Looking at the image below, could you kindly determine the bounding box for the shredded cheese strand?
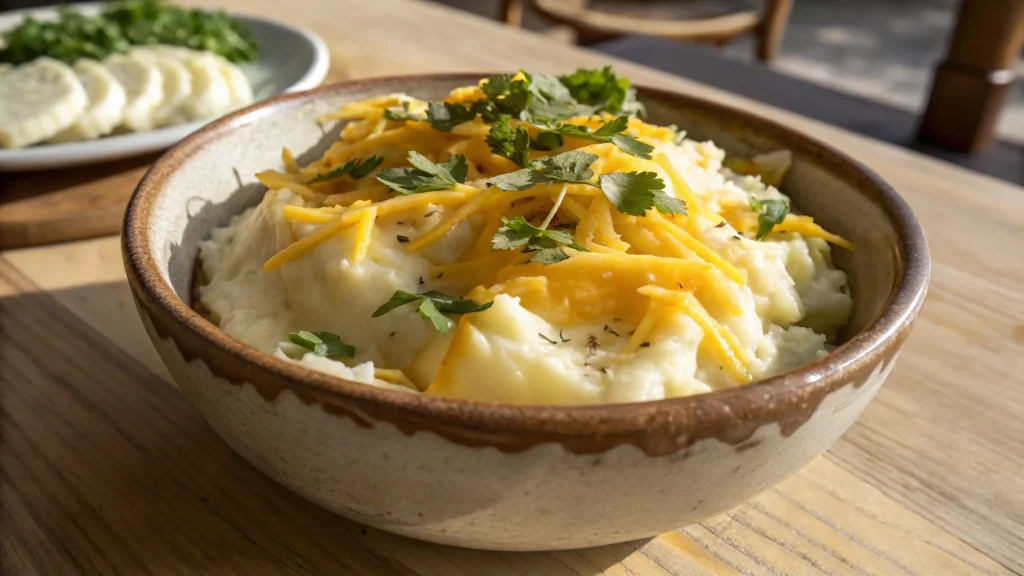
[638,285,753,383]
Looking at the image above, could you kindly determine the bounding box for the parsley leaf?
[529,246,571,264]
[558,66,645,118]
[492,216,587,252]
[288,330,355,358]
[384,101,476,132]
[371,290,492,334]
[530,150,598,183]
[307,156,383,184]
[598,172,685,217]
[748,196,790,240]
[425,101,476,132]
[486,117,532,168]
[531,131,563,151]
[487,150,599,191]
[481,73,532,117]
[521,115,653,159]
[376,152,467,194]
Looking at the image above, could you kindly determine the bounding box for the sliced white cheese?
[105,53,164,131]
[130,48,193,128]
[49,59,126,143]
[0,57,87,149]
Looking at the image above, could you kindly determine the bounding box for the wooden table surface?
[2,1,1022,574]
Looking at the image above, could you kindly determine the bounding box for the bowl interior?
[149,76,899,351]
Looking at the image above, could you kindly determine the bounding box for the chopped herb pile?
[372,290,492,333]
[0,0,259,65]
[288,331,355,358]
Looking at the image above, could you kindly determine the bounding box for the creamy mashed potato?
[198,70,853,405]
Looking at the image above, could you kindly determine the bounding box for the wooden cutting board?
[0,57,350,250]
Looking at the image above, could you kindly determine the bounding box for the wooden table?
[2,0,1022,573]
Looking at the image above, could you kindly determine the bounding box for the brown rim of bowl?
[123,73,930,454]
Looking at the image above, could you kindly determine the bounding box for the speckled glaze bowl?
[122,74,929,551]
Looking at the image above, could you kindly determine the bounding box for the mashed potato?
[198,70,853,405]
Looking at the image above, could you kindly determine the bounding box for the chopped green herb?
[598,172,685,217]
[748,196,790,240]
[558,66,645,118]
[288,330,355,358]
[488,150,599,191]
[1,0,259,65]
[521,115,653,159]
[492,215,587,253]
[531,131,563,151]
[307,156,383,184]
[371,290,492,334]
[385,101,476,132]
[486,117,532,168]
[376,152,468,194]
[538,332,558,344]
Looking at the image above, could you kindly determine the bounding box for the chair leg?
[501,0,524,27]
[756,0,793,63]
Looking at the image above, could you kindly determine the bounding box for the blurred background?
[3,0,1020,181]
[433,0,1024,182]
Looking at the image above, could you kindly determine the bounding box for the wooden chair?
[500,0,794,63]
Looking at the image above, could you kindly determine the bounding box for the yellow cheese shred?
[351,205,377,263]
[406,188,497,251]
[282,147,298,173]
[776,215,855,251]
[653,153,723,229]
[623,299,663,354]
[648,212,745,284]
[638,285,753,383]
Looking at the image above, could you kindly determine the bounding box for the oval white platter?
[0,3,330,172]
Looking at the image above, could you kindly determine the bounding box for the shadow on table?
[0,281,650,575]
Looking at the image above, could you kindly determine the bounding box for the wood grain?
[0,249,1013,576]
[1,0,1023,573]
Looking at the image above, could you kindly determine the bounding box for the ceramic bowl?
[122,73,929,551]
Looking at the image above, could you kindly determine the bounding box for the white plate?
[0,3,330,172]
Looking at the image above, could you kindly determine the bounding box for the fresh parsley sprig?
[748,196,790,240]
[384,101,477,133]
[599,172,687,217]
[371,290,492,333]
[520,115,654,159]
[558,66,645,118]
[492,216,588,264]
[288,331,355,358]
[486,117,532,168]
[307,156,383,184]
[376,151,468,194]
[486,150,686,218]
[488,150,598,191]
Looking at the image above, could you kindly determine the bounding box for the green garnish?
[486,151,685,218]
[538,329,572,344]
[492,216,588,264]
[748,196,790,240]
[376,151,468,194]
[520,115,654,159]
[599,172,686,217]
[486,117,532,168]
[538,333,558,344]
[488,150,598,191]
[558,66,645,118]
[371,290,492,334]
[307,156,383,184]
[0,0,258,65]
[288,331,355,358]
[385,101,477,133]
